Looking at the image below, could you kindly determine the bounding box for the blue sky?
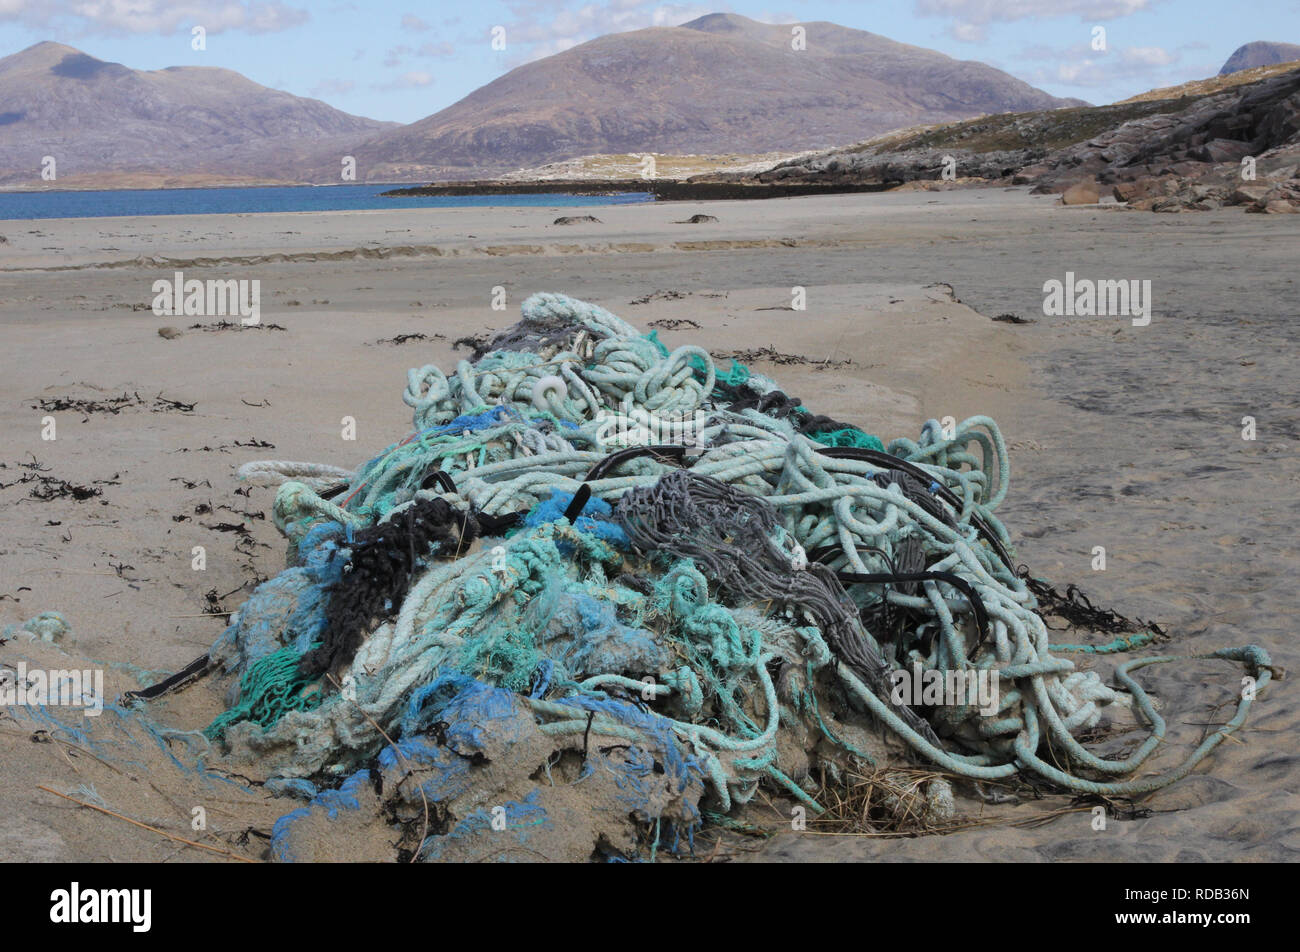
[2,1,1298,123]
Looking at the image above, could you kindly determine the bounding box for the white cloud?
[1016,39,1182,89]
[914,0,1156,26]
[949,21,986,43]
[499,0,720,65]
[916,0,1161,43]
[0,0,308,34]
[755,10,799,25]
[420,41,456,58]
[400,13,430,31]
[1054,59,1101,83]
[1121,45,1174,66]
[310,77,354,97]
[382,40,457,68]
[374,70,433,90]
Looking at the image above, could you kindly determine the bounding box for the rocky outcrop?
[1024,68,1300,192]
[1240,179,1300,212]
[747,146,1046,188]
[1098,167,1300,212]
[727,64,1300,215]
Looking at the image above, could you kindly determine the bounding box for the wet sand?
[1,188,1295,861]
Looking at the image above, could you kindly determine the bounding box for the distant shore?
[382,179,893,201]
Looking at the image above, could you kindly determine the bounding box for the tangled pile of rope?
[191,291,1270,860]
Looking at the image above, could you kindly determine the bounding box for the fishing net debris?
[11,291,1275,862]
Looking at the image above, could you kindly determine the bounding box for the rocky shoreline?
[741,64,1300,214]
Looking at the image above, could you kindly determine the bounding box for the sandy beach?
[1,187,1295,862]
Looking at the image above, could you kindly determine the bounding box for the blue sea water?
[0,183,653,221]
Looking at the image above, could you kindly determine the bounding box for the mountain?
[343,13,1085,181]
[1219,41,1300,75]
[0,42,394,187]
